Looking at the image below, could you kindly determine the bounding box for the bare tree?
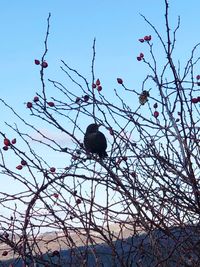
[0,1,200,266]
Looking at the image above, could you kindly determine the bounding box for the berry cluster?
[34,59,48,68]
[26,96,55,109]
[3,138,16,151]
[153,102,159,118]
[137,35,152,61]
[75,95,90,104]
[138,35,152,43]
[92,78,103,92]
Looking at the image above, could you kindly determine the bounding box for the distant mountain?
[1,225,200,266]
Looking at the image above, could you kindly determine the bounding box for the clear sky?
[0,0,200,106]
[0,0,199,141]
[0,0,200,216]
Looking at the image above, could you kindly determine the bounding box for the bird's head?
[86,123,101,134]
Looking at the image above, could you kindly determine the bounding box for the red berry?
[2,251,8,256]
[21,160,27,166]
[191,98,198,104]
[26,102,32,109]
[83,95,89,102]
[144,35,151,41]
[50,167,56,173]
[33,96,39,102]
[53,193,59,198]
[154,111,159,118]
[109,128,114,135]
[197,96,200,102]
[196,75,200,80]
[140,53,144,58]
[92,83,96,89]
[96,79,101,86]
[41,61,48,68]
[11,138,16,144]
[117,78,123,84]
[137,56,142,61]
[153,103,158,109]
[139,38,144,43]
[97,85,102,92]
[76,199,81,205]
[75,97,81,103]
[34,59,40,65]
[3,146,8,151]
[4,138,10,146]
[122,156,128,161]
[47,102,55,107]
[16,165,23,170]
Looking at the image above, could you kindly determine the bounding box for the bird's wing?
[96,131,107,150]
[84,131,107,152]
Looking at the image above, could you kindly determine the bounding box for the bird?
[84,123,108,159]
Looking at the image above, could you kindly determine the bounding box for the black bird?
[84,123,108,158]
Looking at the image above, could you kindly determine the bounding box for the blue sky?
[1,0,200,107]
[0,0,200,213]
[0,0,199,152]
[0,0,199,139]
